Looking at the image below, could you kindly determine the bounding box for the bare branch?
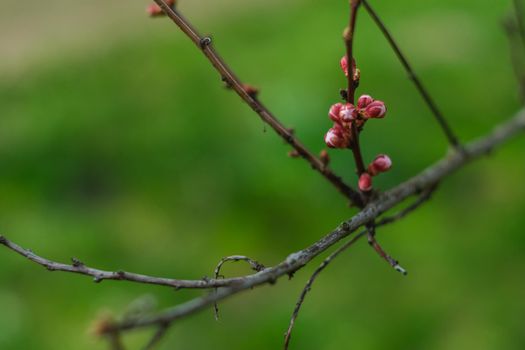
[142,324,170,350]
[96,108,525,334]
[366,223,406,275]
[283,184,436,349]
[504,14,525,103]
[0,237,263,290]
[362,0,461,149]
[514,0,525,49]
[152,0,363,207]
[283,229,367,350]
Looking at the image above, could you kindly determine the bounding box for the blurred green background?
[1,0,524,349]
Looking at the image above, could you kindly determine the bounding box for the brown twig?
[345,0,362,105]
[142,323,170,350]
[344,0,368,177]
[152,0,363,207]
[504,13,525,103]
[106,331,126,350]
[514,0,525,49]
[361,0,461,149]
[366,223,406,275]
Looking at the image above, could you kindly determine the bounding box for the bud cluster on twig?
[325,55,391,193]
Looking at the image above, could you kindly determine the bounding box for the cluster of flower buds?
[358,154,392,192]
[324,55,392,193]
[146,0,176,17]
[324,94,387,149]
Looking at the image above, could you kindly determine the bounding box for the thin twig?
[344,0,368,178]
[283,228,367,350]
[142,323,170,350]
[361,0,461,149]
[106,331,126,350]
[152,0,363,207]
[345,0,362,105]
[213,255,265,320]
[376,184,437,226]
[514,0,525,49]
[283,186,435,349]
[366,223,406,275]
[0,237,262,290]
[504,15,525,103]
[95,108,525,334]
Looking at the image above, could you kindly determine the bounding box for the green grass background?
[1,0,524,349]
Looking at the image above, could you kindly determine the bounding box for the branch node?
[199,36,212,48]
[71,257,84,267]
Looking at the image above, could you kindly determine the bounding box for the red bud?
[368,154,392,176]
[146,4,164,17]
[362,100,387,119]
[340,56,349,77]
[339,103,357,123]
[325,125,350,149]
[358,173,373,192]
[329,103,343,123]
[357,94,374,109]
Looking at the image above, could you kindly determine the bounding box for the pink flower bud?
[147,0,176,17]
[339,103,357,122]
[340,56,349,77]
[340,56,358,79]
[357,94,374,109]
[325,125,350,149]
[368,154,392,176]
[358,173,373,192]
[362,100,387,119]
[328,103,343,123]
[146,4,164,17]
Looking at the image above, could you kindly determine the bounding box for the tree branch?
[96,107,525,334]
[151,0,363,207]
[362,0,461,148]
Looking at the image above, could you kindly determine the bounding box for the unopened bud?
[146,0,176,17]
[329,103,343,123]
[368,154,392,176]
[146,4,164,17]
[357,94,374,109]
[288,150,300,158]
[320,150,330,167]
[242,84,259,98]
[362,100,387,119]
[340,55,349,77]
[358,173,373,192]
[325,125,350,149]
[339,103,357,123]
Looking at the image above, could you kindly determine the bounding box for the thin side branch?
[362,0,461,148]
[514,0,525,49]
[283,186,436,349]
[152,0,363,207]
[213,255,265,320]
[504,13,525,103]
[283,229,367,350]
[142,324,170,350]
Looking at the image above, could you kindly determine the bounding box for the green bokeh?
[1,0,524,349]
